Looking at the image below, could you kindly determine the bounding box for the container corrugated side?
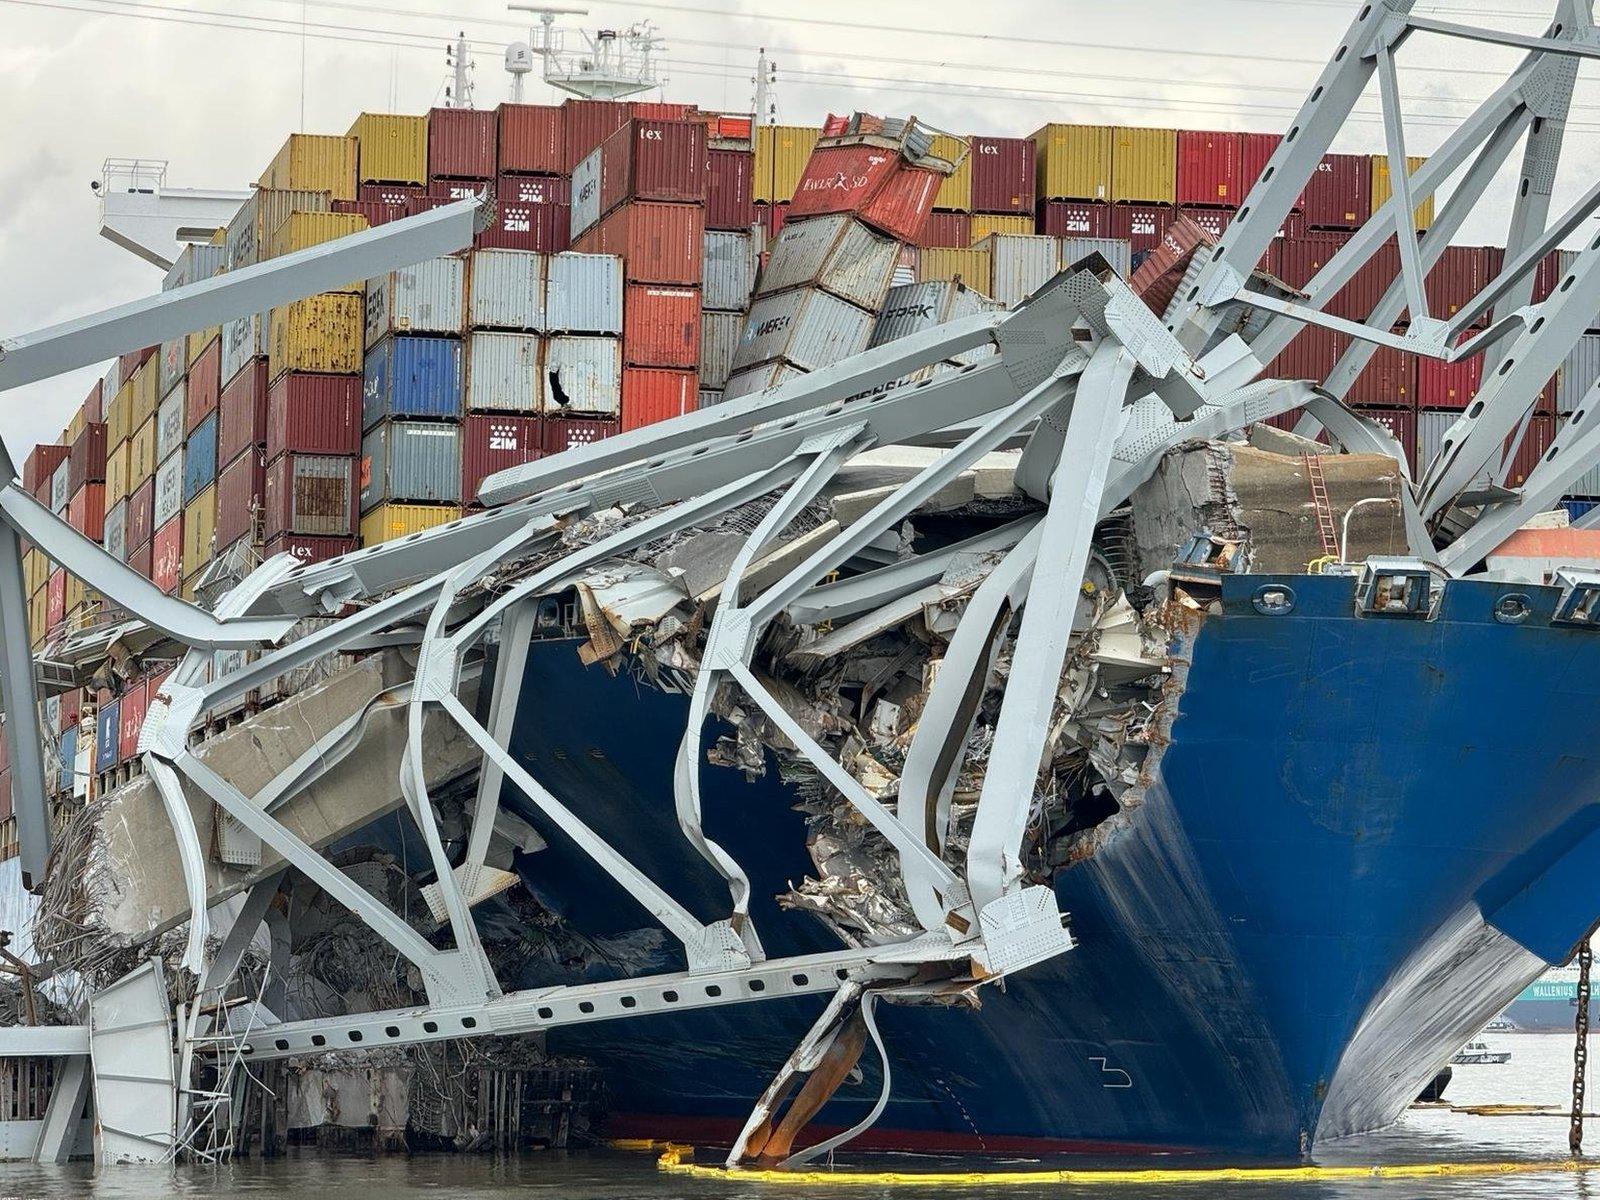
[1061,236,1133,279]
[214,448,266,551]
[572,201,704,285]
[700,311,742,389]
[969,214,1033,244]
[1111,127,1177,204]
[365,256,467,344]
[571,148,603,238]
[427,106,497,180]
[974,233,1059,306]
[623,284,700,369]
[183,413,219,503]
[707,149,756,231]
[219,360,270,465]
[128,418,157,494]
[154,449,184,528]
[755,214,899,311]
[931,134,972,212]
[1416,408,1540,485]
[362,336,464,428]
[731,287,875,375]
[723,362,808,401]
[225,188,333,270]
[156,382,186,463]
[544,336,622,416]
[267,212,370,293]
[360,503,461,546]
[1558,334,1600,415]
[469,249,547,331]
[1302,153,1370,229]
[1370,154,1434,231]
[461,414,542,505]
[221,312,269,386]
[104,499,127,563]
[1175,130,1241,207]
[187,339,222,433]
[755,125,821,204]
[621,367,698,432]
[466,332,543,414]
[361,421,462,511]
[260,133,357,200]
[546,253,623,334]
[159,337,186,397]
[105,442,130,508]
[269,295,364,379]
[703,231,757,312]
[348,113,428,185]
[916,247,992,293]
[264,453,357,539]
[870,280,994,348]
[268,373,362,459]
[1032,123,1112,202]
[497,103,565,175]
[969,136,1034,215]
[595,118,707,219]
[181,484,217,581]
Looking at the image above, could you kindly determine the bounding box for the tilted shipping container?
[731,287,875,376]
[756,213,900,311]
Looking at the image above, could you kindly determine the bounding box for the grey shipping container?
[163,243,226,291]
[51,460,70,515]
[546,252,623,334]
[159,336,186,396]
[366,256,467,345]
[225,187,332,270]
[703,230,757,313]
[156,381,187,462]
[724,361,808,401]
[1557,334,1600,415]
[1061,236,1133,280]
[104,500,128,563]
[700,311,742,390]
[466,332,543,414]
[544,336,622,416]
[732,286,876,376]
[154,449,185,528]
[977,233,1061,306]
[1560,413,1600,496]
[570,148,603,239]
[698,389,723,409]
[871,280,1001,377]
[469,249,547,331]
[222,312,269,386]
[756,214,900,311]
[361,420,462,512]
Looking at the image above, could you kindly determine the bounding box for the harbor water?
[0,1034,1596,1198]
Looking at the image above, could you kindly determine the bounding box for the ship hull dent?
[506,573,1600,1156]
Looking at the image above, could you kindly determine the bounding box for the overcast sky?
[2,0,1592,459]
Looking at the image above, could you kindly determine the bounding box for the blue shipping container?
[58,727,77,792]
[183,412,219,503]
[96,698,121,769]
[362,336,463,430]
[1564,499,1600,522]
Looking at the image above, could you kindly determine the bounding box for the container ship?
[4,0,1600,1168]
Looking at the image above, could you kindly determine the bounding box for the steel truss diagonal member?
[675,427,872,961]
[967,342,1139,913]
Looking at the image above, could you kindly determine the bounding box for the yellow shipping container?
[130,359,159,429]
[266,212,371,293]
[28,588,48,650]
[105,442,130,508]
[129,416,157,487]
[932,134,972,213]
[1371,154,1434,231]
[360,503,461,546]
[269,294,365,379]
[1110,127,1177,204]
[260,133,358,201]
[755,125,821,204]
[106,382,132,448]
[188,327,221,365]
[1033,123,1112,202]
[66,406,89,447]
[182,485,218,581]
[969,214,1033,244]
[23,549,47,598]
[348,113,428,186]
[64,574,100,622]
[916,247,993,292]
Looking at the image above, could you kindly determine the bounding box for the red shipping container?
[461,414,542,504]
[186,338,222,434]
[1177,204,1233,242]
[152,517,182,594]
[543,416,619,455]
[499,103,566,175]
[333,199,411,228]
[1330,236,1401,322]
[128,540,152,581]
[46,569,64,630]
[60,688,81,734]
[1418,353,1483,410]
[859,165,944,243]
[707,149,757,231]
[67,483,105,542]
[68,423,107,491]
[1426,245,1487,324]
[788,142,911,222]
[23,444,70,497]
[264,534,358,567]
[1503,414,1554,486]
[1107,203,1177,255]
[1269,324,1352,383]
[918,211,972,248]
[756,202,789,242]
[360,182,425,209]
[1239,133,1283,203]
[215,448,267,551]
[1350,405,1418,467]
[497,174,570,205]
[263,454,358,541]
[574,202,704,285]
[428,106,497,181]
[1275,233,1351,290]
[1302,153,1370,230]
[81,378,105,423]
[118,679,148,763]
[1534,248,1563,303]
[621,367,698,432]
[969,136,1035,215]
[631,101,694,121]
[596,119,708,220]
[1176,131,1242,207]
[471,196,569,253]
[1347,344,1417,407]
[623,285,701,368]
[267,373,362,461]
[218,359,270,467]
[127,478,155,552]
[563,98,632,171]
[118,345,156,380]
[424,178,492,202]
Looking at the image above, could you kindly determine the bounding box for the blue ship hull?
[491,573,1600,1156]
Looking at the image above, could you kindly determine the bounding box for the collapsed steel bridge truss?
[3,0,1600,1166]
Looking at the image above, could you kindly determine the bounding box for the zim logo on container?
[504,207,532,233]
[488,424,522,452]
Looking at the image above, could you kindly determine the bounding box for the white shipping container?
[544,336,622,416]
[469,249,547,331]
[546,253,623,334]
[703,231,758,313]
[221,312,269,386]
[51,460,70,515]
[163,243,225,291]
[570,148,603,238]
[103,357,124,400]
[154,449,185,527]
[1560,414,1600,497]
[976,233,1060,306]
[724,362,808,401]
[700,311,743,390]
[1417,410,1498,489]
[698,389,723,409]
[1061,236,1133,280]
[466,332,543,414]
[756,214,900,311]
[156,381,187,463]
[1557,334,1600,416]
[159,336,186,396]
[732,287,875,376]
[871,280,1002,376]
[104,500,128,563]
[366,256,467,346]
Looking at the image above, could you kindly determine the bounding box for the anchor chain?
[1573,928,1596,1156]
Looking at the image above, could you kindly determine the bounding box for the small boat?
[1485,1019,1517,1033]
[1451,1042,1512,1065]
